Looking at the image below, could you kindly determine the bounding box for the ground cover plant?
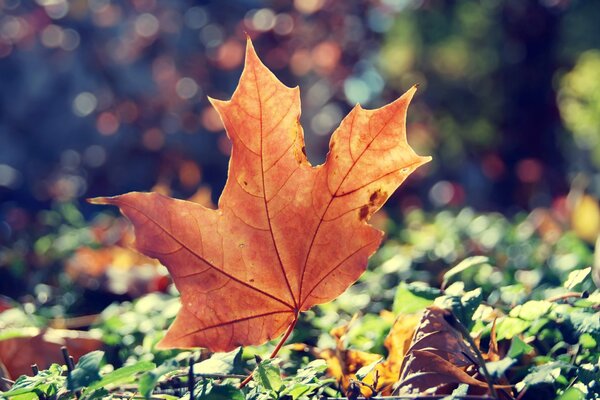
[1,206,598,399]
[2,16,600,400]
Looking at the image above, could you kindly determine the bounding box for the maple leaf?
[91,38,430,352]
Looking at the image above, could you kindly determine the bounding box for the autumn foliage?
[92,38,430,352]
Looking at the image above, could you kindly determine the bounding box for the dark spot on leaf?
[301,146,306,156]
[359,206,369,220]
[243,181,248,186]
[369,189,387,206]
[369,190,380,203]
[249,278,255,283]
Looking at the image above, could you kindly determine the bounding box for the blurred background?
[1,0,600,311]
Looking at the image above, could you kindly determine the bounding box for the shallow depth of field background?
[1,0,600,307]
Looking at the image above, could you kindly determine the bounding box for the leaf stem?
[239,313,299,389]
[444,312,499,400]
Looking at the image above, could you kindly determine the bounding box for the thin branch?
[547,292,584,303]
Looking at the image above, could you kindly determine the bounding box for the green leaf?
[293,359,327,382]
[486,357,516,379]
[344,313,392,354]
[578,332,597,349]
[442,256,489,288]
[1,364,65,399]
[85,388,110,399]
[496,317,531,341]
[568,310,600,340]
[253,359,283,393]
[0,392,40,400]
[67,350,104,391]
[576,362,600,390]
[139,359,180,399]
[564,267,591,290]
[557,387,586,400]
[393,282,439,314]
[85,360,156,392]
[507,336,534,358]
[434,288,482,328]
[355,358,383,381]
[194,347,244,375]
[195,381,245,400]
[516,362,569,392]
[510,300,553,321]
[281,382,314,400]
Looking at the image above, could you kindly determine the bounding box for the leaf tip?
[87,197,110,205]
[244,34,259,63]
[403,85,419,102]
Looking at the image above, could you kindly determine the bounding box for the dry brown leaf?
[317,312,421,397]
[396,307,513,398]
[373,312,421,394]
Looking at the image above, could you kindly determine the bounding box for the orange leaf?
[91,38,430,352]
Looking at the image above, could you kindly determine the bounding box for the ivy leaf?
[67,350,104,391]
[253,359,283,394]
[507,336,534,359]
[354,358,383,381]
[564,267,591,290]
[138,359,180,399]
[0,364,64,399]
[442,256,489,289]
[194,347,244,375]
[195,381,245,400]
[393,282,439,314]
[85,360,156,392]
[516,362,569,392]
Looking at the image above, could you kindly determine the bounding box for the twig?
[31,364,39,375]
[547,292,585,303]
[188,356,195,399]
[61,346,75,371]
[61,346,79,400]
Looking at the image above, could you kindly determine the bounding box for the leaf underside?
[92,38,430,352]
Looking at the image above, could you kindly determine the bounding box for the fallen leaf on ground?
[317,312,421,397]
[395,307,513,398]
[0,328,103,379]
[91,38,430,352]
